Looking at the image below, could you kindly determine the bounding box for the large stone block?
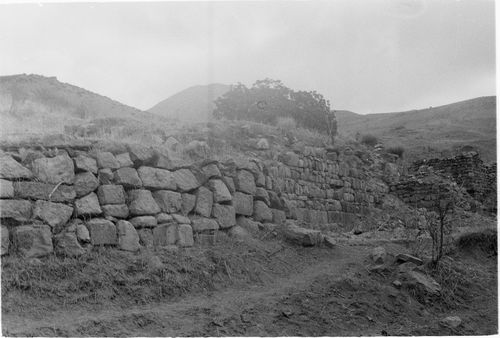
[177,224,194,247]
[0,179,14,198]
[127,189,161,216]
[86,218,117,245]
[98,168,114,185]
[31,153,75,184]
[96,152,120,170]
[212,204,236,229]
[115,152,134,168]
[153,149,191,170]
[201,163,221,179]
[284,223,323,246]
[137,166,176,190]
[97,185,126,205]
[233,192,253,216]
[0,199,32,222]
[172,214,190,224]
[127,144,155,166]
[173,169,200,192]
[137,229,154,248]
[101,204,129,219]
[222,176,235,193]
[1,226,9,255]
[194,186,213,217]
[153,190,182,213]
[254,187,270,205]
[116,220,140,251]
[253,200,273,222]
[114,167,142,188]
[0,154,33,180]
[75,193,102,217]
[234,170,256,195]
[33,200,73,230]
[208,179,232,203]
[74,154,98,174]
[190,217,219,232]
[130,215,158,228]
[282,152,300,167]
[14,181,76,202]
[14,224,53,258]
[271,208,286,225]
[74,171,99,197]
[153,223,177,246]
[54,232,85,257]
[181,193,196,215]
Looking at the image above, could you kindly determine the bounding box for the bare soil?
[1,230,497,336]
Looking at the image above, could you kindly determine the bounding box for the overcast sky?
[0,0,495,114]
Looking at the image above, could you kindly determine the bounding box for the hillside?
[0,74,152,135]
[336,97,497,162]
[148,83,230,121]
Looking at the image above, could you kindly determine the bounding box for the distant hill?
[149,84,230,121]
[336,96,496,162]
[0,74,152,135]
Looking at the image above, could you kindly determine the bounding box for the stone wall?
[0,141,384,258]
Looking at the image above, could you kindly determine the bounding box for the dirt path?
[3,244,371,336]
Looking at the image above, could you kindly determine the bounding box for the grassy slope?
[336,96,496,162]
[148,84,230,122]
[0,74,152,135]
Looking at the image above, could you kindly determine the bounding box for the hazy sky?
[0,0,495,114]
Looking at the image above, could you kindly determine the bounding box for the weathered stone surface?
[173,169,200,192]
[153,149,191,170]
[74,154,98,174]
[282,152,300,167]
[153,223,177,246]
[185,140,209,159]
[191,217,219,232]
[96,152,120,170]
[208,179,232,203]
[54,232,85,257]
[172,214,190,224]
[236,216,260,232]
[233,192,253,216]
[93,140,128,154]
[181,193,196,215]
[115,152,134,168]
[400,269,441,296]
[138,166,176,190]
[256,138,269,150]
[177,224,194,247]
[253,200,273,222]
[74,171,99,197]
[76,223,90,242]
[222,176,235,193]
[212,204,236,229]
[75,193,102,217]
[228,225,251,240]
[156,213,174,223]
[284,223,323,246]
[116,220,140,251]
[271,208,286,225]
[194,186,213,217]
[33,200,73,230]
[153,190,182,213]
[128,189,161,216]
[114,167,142,188]
[129,215,158,228]
[31,153,75,184]
[255,171,266,187]
[0,154,33,180]
[1,226,9,255]
[234,170,256,195]
[97,185,126,205]
[201,163,221,179]
[0,179,14,198]
[396,253,423,266]
[14,224,53,258]
[371,246,387,265]
[101,204,129,219]
[0,199,32,222]
[86,218,117,245]
[138,229,154,248]
[127,144,155,165]
[98,168,114,185]
[323,235,336,248]
[13,181,76,202]
[254,187,270,205]
[440,316,462,329]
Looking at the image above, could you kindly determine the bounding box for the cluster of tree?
[213,79,337,143]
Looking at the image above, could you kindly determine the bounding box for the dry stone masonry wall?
[0,141,385,258]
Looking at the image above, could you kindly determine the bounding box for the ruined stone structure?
[0,140,385,258]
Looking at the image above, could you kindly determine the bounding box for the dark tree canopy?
[213,78,337,138]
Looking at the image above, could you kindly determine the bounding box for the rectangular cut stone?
[177,224,194,247]
[87,219,117,245]
[190,217,219,232]
[13,181,76,202]
[102,204,129,219]
[0,199,32,222]
[233,192,253,216]
[31,154,75,184]
[138,166,176,190]
[153,224,177,246]
[153,190,182,213]
[97,185,126,205]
